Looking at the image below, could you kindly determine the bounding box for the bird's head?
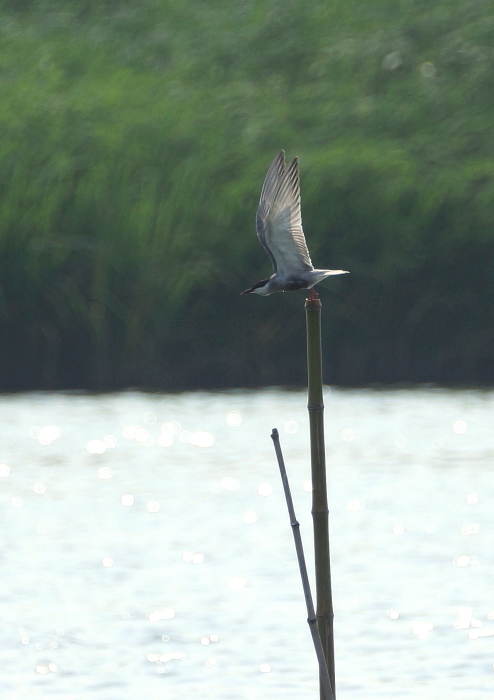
[241,279,271,295]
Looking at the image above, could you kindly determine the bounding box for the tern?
[241,150,349,297]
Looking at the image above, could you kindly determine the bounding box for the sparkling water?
[1,388,494,699]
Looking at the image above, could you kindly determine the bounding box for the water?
[1,388,494,700]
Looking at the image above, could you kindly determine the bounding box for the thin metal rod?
[305,294,335,700]
[270,428,334,700]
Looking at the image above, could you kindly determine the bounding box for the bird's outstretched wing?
[256,150,285,273]
[256,152,313,276]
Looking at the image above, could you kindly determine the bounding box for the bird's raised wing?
[256,150,286,273]
[256,153,313,276]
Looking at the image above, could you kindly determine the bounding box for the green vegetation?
[1,0,494,389]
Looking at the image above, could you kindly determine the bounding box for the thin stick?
[270,428,334,700]
[305,293,335,700]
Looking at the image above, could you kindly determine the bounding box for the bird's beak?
[240,287,253,295]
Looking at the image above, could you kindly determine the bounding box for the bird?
[241,150,349,297]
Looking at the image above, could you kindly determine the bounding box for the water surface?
[1,388,494,699]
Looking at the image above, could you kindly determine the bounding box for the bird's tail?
[313,269,350,279]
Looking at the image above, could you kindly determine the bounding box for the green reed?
[0,0,494,388]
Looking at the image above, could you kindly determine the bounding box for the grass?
[0,0,494,388]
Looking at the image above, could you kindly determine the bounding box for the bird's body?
[241,151,348,296]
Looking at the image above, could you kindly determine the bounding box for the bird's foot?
[307,288,319,301]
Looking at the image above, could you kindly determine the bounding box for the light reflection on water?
[1,389,494,698]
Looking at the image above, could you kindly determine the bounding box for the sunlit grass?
[0,0,494,388]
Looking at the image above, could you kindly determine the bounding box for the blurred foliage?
[0,0,494,389]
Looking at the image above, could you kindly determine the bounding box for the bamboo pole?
[270,428,334,700]
[305,293,335,700]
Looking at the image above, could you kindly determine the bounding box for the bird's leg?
[307,288,319,301]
